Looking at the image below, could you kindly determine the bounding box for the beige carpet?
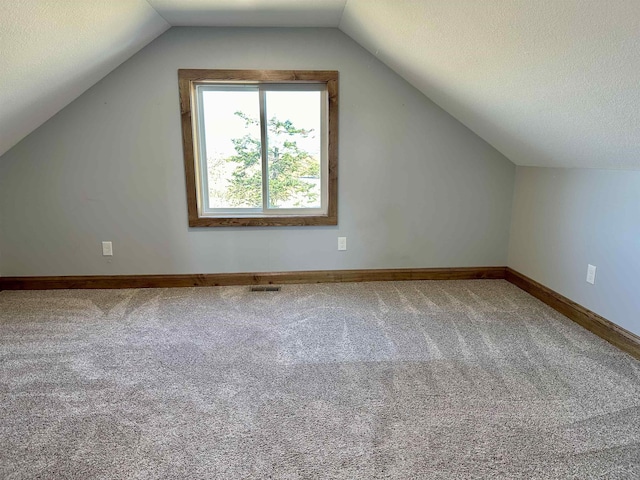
[1,279,639,479]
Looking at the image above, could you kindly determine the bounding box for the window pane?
[201,89,262,209]
[265,91,322,209]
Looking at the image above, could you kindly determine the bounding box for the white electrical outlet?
[102,241,113,257]
[586,264,596,284]
[338,237,347,251]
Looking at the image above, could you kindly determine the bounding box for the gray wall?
[508,167,640,336]
[0,27,515,276]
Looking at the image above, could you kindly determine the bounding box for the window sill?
[188,214,338,227]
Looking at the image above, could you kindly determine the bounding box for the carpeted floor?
[1,279,639,479]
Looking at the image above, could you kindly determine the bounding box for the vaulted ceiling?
[1,0,638,169]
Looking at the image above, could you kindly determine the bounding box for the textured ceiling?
[340,0,640,169]
[148,0,347,27]
[1,0,638,169]
[0,0,169,158]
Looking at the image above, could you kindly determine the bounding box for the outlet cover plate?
[102,241,113,256]
[586,264,596,284]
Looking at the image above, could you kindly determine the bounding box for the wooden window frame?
[178,69,338,227]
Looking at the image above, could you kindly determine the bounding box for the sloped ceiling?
[0,1,169,158]
[339,0,640,169]
[1,0,638,169]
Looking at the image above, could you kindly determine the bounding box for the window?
[178,70,338,227]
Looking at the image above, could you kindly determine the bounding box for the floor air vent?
[250,286,281,292]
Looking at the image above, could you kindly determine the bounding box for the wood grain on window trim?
[178,69,338,227]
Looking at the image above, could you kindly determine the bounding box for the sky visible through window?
[202,89,321,209]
